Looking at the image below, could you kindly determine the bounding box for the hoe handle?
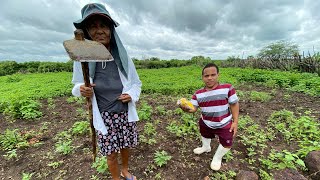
[81,62,97,162]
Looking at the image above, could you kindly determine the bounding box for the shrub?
[4,99,42,119]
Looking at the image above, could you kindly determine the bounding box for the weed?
[92,156,109,174]
[47,97,56,109]
[90,175,100,180]
[67,96,84,104]
[22,172,33,180]
[223,151,234,162]
[6,74,22,83]
[3,149,18,160]
[155,105,166,116]
[55,140,73,155]
[249,91,272,102]
[76,108,87,118]
[155,172,162,180]
[70,121,89,135]
[48,161,63,169]
[40,122,50,132]
[138,102,153,121]
[209,170,236,180]
[144,122,157,136]
[259,169,273,180]
[283,94,291,100]
[139,135,157,145]
[166,114,198,137]
[0,129,27,150]
[154,150,172,167]
[54,130,71,141]
[4,99,42,119]
[260,149,306,170]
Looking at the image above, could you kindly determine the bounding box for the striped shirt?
[191,84,239,129]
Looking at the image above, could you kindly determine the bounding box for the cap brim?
[73,13,119,29]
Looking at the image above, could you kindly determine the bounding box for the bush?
[0,61,20,76]
[4,99,42,119]
[0,61,73,76]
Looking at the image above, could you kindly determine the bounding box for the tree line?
[222,41,320,75]
[0,41,319,76]
[0,57,219,76]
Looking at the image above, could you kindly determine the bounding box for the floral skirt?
[96,111,138,156]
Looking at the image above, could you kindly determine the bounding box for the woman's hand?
[118,93,132,103]
[80,84,96,98]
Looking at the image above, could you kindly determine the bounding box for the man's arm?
[229,102,239,136]
[230,102,239,123]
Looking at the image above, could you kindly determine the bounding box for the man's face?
[86,16,111,46]
[202,66,219,89]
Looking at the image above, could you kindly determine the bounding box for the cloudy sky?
[0,0,319,62]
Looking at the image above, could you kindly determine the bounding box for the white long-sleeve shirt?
[71,59,142,135]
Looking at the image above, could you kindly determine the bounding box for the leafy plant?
[47,97,55,109]
[139,135,157,145]
[92,156,109,174]
[22,172,33,180]
[138,102,153,121]
[143,122,157,136]
[223,151,234,162]
[140,122,158,145]
[70,121,89,135]
[166,114,198,137]
[268,110,320,157]
[90,175,100,180]
[55,140,73,155]
[66,96,84,104]
[155,105,166,116]
[3,149,18,160]
[6,74,22,83]
[154,150,172,167]
[4,99,42,119]
[48,161,63,169]
[259,169,273,180]
[209,170,236,180]
[249,91,272,102]
[54,131,71,141]
[260,149,306,170]
[0,129,27,150]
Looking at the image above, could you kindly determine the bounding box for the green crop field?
[0,65,319,179]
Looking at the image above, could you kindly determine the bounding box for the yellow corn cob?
[177,98,195,110]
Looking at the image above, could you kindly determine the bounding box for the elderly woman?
[71,3,141,180]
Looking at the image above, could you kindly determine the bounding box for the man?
[180,63,239,170]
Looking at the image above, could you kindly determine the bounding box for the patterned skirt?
[96,111,138,156]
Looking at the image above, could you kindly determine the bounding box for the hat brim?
[73,13,119,29]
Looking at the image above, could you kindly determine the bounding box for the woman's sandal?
[120,173,136,180]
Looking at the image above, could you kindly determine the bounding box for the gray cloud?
[0,0,319,62]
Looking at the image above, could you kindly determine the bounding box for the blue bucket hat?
[73,3,119,29]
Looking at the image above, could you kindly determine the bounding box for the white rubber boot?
[210,144,230,170]
[193,136,211,154]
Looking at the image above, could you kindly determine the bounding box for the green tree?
[258,41,299,60]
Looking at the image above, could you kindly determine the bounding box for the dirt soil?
[0,84,319,180]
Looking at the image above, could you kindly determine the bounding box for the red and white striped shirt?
[191,84,239,129]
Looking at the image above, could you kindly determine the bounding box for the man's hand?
[118,93,132,103]
[80,84,96,98]
[179,104,197,113]
[229,122,238,137]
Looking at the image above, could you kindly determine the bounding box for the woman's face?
[86,16,111,46]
